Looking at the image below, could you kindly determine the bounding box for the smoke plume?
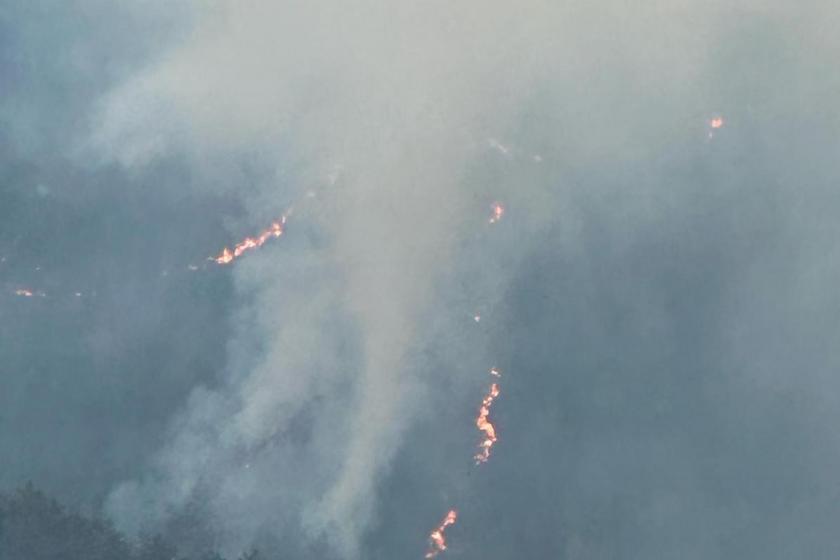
[84,1,840,557]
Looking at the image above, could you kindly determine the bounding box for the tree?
[136,533,179,560]
[0,484,246,560]
[0,482,131,560]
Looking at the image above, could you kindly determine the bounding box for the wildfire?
[212,216,287,265]
[417,199,510,555]
[707,115,725,139]
[489,202,504,224]
[475,382,500,464]
[425,509,458,558]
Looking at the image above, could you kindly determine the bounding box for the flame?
[425,509,458,558]
[489,202,504,224]
[475,382,500,464]
[707,116,725,139]
[212,216,287,265]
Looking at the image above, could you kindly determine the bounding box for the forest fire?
[425,509,458,558]
[474,382,500,464]
[489,202,505,224]
[707,116,725,139]
[212,216,286,265]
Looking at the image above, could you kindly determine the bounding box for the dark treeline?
[0,484,258,560]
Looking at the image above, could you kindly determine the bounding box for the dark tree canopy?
[0,485,260,560]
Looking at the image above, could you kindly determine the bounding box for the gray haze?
[4,1,840,558]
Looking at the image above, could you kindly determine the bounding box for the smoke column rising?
[84,1,832,557]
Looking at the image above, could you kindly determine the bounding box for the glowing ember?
[212,216,286,265]
[707,116,725,139]
[425,509,458,558]
[489,367,501,377]
[489,202,504,224]
[475,382,500,464]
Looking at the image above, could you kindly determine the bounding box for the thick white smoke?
[87,1,787,556]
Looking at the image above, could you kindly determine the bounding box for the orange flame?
[425,509,458,558]
[475,382,500,464]
[489,202,505,224]
[212,216,286,265]
[707,116,725,140]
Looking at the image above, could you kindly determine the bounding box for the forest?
[0,484,258,560]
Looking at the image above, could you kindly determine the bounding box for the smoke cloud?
[43,0,840,558]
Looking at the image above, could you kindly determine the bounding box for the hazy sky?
[4,2,840,558]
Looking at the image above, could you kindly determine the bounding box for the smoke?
[83,0,840,557]
[92,3,546,554]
